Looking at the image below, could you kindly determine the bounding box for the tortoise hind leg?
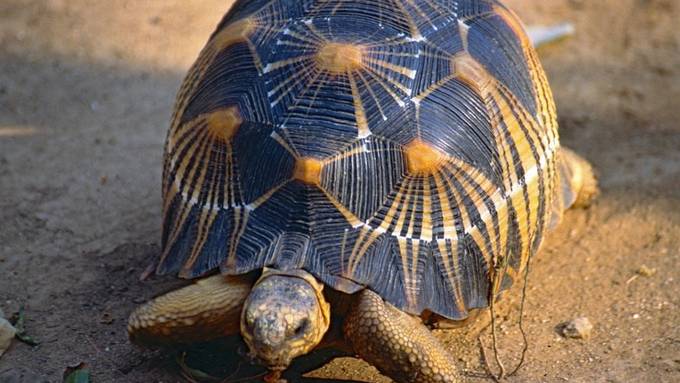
[128,273,253,347]
[559,147,599,210]
[343,290,459,383]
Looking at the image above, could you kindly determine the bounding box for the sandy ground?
[0,0,678,382]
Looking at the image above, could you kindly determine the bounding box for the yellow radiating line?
[436,238,465,311]
[374,176,409,235]
[492,89,537,246]
[365,34,412,49]
[304,19,330,43]
[284,29,324,46]
[277,39,317,49]
[392,0,422,40]
[411,73,457,103]
[248,180,290,210]
[365,50,418,58]
[264,54,316,74]
[362,66,408,106]
[356,69,387,121]
[158,195,194,267]
[458,19,470,52]
[171,128,209,206]
[245,39,264,74]
[166,111,204,164]
[420,176,433,241]
[488,94,518,192]
[348,227,370,275]
[409,240,420,308]
[498,83,548,153]
[279,68,327,127]
[441,162,492,268]
[368,58,417,79]
[304,70,332,116]
[497,85,550,243]
[225,142,240,207]
[391,177,415,235]
[318,188,363,227]
[182,209,218,274]
[397,238,414,308]
[204,138,224,209]
[189,135,213,203]
[348,71,371,138]
[267,62,317,104]
[509,187,529,268]
[226,207,249,268]
[418,0,450,18]
[270,131,299,158]
[404,0,439,31]
[173,51,214,119]
[363,64,411,97]
[405,181,419,239]
[495,197,510,268]
[452,163,499,260]
[340,229,349,275]
[328,145,365,162]
[441,165,470,232]
[349,227,382,276]
[432,170,457,239]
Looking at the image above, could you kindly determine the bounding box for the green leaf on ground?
[9,306,39,346]
[63,362,90,383]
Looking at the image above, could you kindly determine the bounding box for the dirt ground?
[0,1,678,382]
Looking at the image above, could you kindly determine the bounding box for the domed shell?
[154,0,561,320]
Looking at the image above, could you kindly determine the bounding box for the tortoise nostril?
[293,319,309,337]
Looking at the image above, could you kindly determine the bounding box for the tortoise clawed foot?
[344,290,460,383]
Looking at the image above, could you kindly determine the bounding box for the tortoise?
[128,1,598,382]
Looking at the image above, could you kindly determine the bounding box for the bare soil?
[0,1,678,382]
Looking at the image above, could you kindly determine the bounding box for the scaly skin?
[128,274,253,346]
[344,289,460,383]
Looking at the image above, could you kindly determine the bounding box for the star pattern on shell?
[155,0,561,320]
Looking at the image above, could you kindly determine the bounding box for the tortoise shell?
[155,0,560,320]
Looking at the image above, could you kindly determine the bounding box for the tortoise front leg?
[128,274,253,347]
[343,290,459,383]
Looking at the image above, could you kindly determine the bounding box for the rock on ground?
[561,317,593,340]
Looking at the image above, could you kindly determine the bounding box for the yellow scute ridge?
[212,17,257,50]
[452,52,492,95]
[316,42,366,74]
[294,157,324,185]
[206,106,242,142]
[404,140,446,175]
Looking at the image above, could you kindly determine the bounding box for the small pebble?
[636,265,656,277]
[561,317,593,340]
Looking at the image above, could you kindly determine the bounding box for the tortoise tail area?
[549,147,599,228]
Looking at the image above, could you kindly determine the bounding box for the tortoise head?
[240,268,330,371]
